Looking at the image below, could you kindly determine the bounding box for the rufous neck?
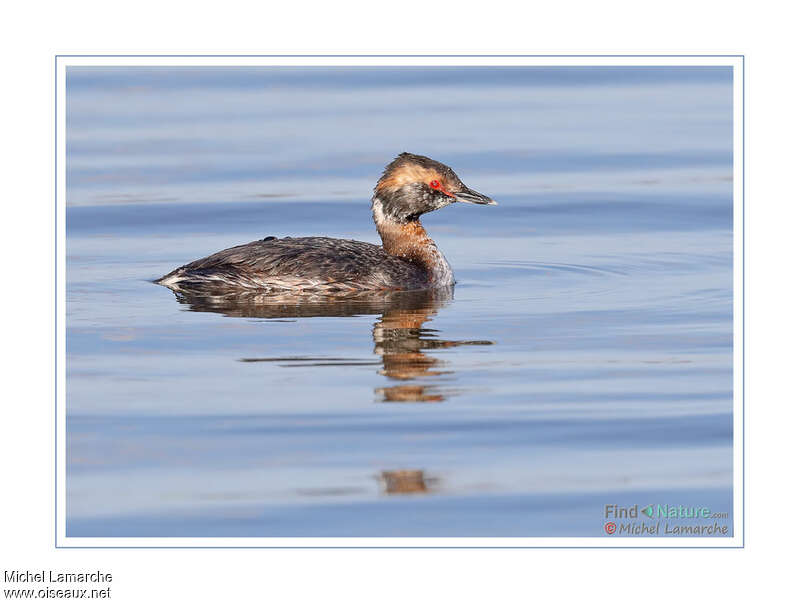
[375,219,429,257]
[374,218,454,286]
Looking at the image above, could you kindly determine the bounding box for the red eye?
[429,180,441,189]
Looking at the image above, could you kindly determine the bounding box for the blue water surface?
[65,66,733,538]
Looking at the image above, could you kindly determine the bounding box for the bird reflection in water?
[170,285,493,403]
[371,294,493,402]
[379,470,439,495]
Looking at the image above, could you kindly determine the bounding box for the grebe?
[156,153,496,293]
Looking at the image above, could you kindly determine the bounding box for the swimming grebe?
[156,153,496,293]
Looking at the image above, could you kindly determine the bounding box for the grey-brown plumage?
[156,153,496,294]
[158,236,429,293]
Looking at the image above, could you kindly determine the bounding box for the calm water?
[65,66,733,537]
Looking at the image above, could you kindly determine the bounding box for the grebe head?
[372,152,496,225]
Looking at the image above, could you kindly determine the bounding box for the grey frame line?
[54,54,745,549]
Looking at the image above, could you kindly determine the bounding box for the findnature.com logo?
[602,504,730,536]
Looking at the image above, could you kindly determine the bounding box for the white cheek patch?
[371,197,388,225]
